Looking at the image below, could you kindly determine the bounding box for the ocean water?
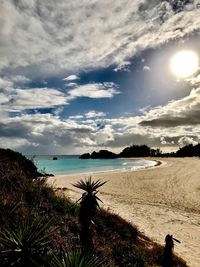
[32,155,156,176]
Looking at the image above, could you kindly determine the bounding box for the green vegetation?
[80,143,200,159]
[176,143,200,157]
[80,150,117,159]
[0,148,188,266]
[0,217,51,266]
[73,178,106,252]
[79,145,162,159]
[50,250,105,267]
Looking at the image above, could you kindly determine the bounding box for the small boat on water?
[53,157,58,160]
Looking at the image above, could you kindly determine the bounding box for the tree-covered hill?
[80,143,200,159]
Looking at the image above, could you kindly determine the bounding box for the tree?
[119,145,151,157]
[73,177,106,252]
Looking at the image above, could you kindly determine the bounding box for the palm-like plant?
[50,250,105,267]
[0,216,51,267]
[73,177,106,252]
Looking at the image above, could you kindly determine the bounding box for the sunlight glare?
[170,50,199,78]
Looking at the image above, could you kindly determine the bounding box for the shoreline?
[47,158,163,177]
[48,157,200,267]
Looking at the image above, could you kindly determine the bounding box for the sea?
[31,155,157,176]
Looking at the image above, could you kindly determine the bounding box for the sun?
[170,50,199,78]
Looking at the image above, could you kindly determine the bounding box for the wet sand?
[48,157,200,267]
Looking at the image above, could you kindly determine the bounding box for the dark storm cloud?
[140,114,200,127]
[0,121,31,138]
[140,87,200,127]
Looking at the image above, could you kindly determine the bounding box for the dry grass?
[0,148,188,266]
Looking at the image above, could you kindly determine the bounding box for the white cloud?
[0,112,97,154]
[0,92,9,104]
[187,74,200,86]
[85,110,106,118]
[1,69,200,153]
[90,124,115,146]
[68,83,119,99]
[113,61,131,72]
[64,82,78,87]
[8,75,30,84]
[0,137,30,150]
[0,77,13,89]
[62,75,80,81]
[0,77,119,112]
[69,110,106,120]
[1,0,200,155]
[1,104,200,154]
[69,115,84,120]
[0,78,62,111]
[178,136,199,147]
[6,88,70,111]
[0,1,199,77]
[160,136,167,145]
[143,66,151,72]
[53,106,64,116]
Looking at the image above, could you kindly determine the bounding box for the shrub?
[0,216,51,267]
[112,244,145,267]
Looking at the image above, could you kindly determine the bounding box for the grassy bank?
[0,149,187,266]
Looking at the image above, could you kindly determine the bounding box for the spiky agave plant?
[73,177,106,252]
[50,250,105,267]
[0,216,51,267]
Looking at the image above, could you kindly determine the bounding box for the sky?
[0,0,200,154]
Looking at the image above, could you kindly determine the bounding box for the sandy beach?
[48,157,200,267]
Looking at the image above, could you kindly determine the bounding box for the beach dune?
[48,157,200,267]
